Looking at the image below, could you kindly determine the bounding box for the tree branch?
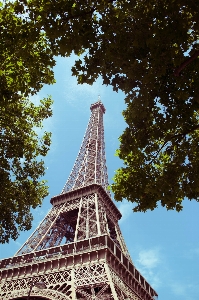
[170,124,199,140]
[149,124,199,164]
[174,49,199,76]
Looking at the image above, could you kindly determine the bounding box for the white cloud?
[135,248,162,290]
[137,248,160,269]
[118,200,134,223]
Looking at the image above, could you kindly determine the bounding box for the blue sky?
[1,56,199,300]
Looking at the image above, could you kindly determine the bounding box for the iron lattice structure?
[0,101,158,300]
[62,101,110,197]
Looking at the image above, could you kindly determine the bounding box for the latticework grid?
[0,100,158,300]
[61,101,110,197]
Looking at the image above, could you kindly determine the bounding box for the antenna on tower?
[98,94,101,101]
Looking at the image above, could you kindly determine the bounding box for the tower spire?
[62,99,110,197]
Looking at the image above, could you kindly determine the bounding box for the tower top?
[61,100,110,196]
[90,100,105,113]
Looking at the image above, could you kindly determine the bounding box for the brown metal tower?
[0,100,158,300]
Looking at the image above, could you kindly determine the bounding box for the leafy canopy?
[1,0,199,244]
[0,0,55,243]
[26,0,198,212]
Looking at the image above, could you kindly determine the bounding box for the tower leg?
[104,263,119,300]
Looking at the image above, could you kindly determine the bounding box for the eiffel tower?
[0,100,158,300]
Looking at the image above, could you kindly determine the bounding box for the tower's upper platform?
[90,100,105,113]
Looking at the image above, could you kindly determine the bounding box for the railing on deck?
[0,235,157,298]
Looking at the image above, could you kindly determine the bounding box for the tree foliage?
[0,1,55,243]
[1,0,199,243]
[77,0,199,212]
[26,0,198,212]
